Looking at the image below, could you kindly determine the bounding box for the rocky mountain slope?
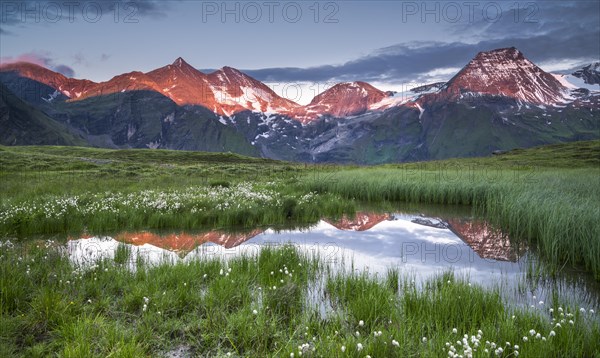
[1,47,598,163]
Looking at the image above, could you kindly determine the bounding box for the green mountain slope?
[0,83,86,146]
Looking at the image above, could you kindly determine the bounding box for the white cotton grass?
[0,183,297,226]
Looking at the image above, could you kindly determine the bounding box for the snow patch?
[415,103,425,119]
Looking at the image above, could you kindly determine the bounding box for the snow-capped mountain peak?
[172,57,187,67]
[436,47,569,104]
[298,81,389,120]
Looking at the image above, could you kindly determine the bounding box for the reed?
[1,242,598,357]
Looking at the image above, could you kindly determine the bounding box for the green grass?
[301,141,600,279]
[1,242,598,357]
[1,140,599,281]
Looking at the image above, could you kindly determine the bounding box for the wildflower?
[549,331,556,337]
[568,320,574,325]
[392,340,400,347]
[522,337,528,342]
[203,274,207,278]
[359,320,364,327]
[357,343,363,351]
[555,323,562,328]
[252,309,258,315]
[290,353,294,358]
[529,329,536,336]
[220,269,224,275]
[549,308,554,313]
[452,328,458,334]
[542,337,546,341]
[341,346,346,352]
[539,301,544,305]
[422,337,427,343]
[355,331,360,337]
[535,333,541,339]
[514,351,519,356]
[580,308,586,313]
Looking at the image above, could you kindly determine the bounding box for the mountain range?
[1,47,598,164]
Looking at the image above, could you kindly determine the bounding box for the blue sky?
[1,0,598,103]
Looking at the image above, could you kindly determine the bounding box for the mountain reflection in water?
[66,211,600,309]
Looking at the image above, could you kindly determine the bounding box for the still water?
[67,210,600,310]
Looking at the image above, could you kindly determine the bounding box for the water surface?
[67,210,600,310]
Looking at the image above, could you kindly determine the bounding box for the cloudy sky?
[1,0,598,104]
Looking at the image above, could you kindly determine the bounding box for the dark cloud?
[0,0,175,32]
[53,64,75,77]
[238,32,598,85]
[0,52,76,77]
[236,1,599,85]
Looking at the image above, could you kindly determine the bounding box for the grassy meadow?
[1,141,599,277]
[1,141,599,356]
[1,242,598,357]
